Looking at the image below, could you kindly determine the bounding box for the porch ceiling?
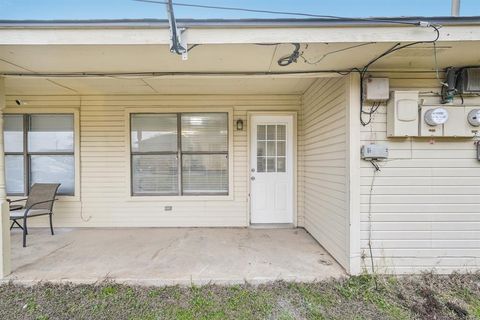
[1,41,480,95]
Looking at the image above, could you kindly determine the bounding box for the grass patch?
[0,273,479,319]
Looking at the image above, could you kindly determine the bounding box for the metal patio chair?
[9,183,61,247]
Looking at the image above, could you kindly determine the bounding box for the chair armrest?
[8,198,28,203]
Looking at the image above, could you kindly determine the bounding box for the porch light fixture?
[236,119,244,131]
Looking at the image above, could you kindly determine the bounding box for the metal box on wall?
[419,106,476,137]
[387,91,419,137]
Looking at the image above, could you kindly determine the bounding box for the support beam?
[0,77,10,278]
[345,73,361,275]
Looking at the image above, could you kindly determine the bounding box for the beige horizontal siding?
[301,77,349,269]
[360,73,480,273]
[5,94,301,228]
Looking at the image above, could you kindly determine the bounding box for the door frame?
[247,111,298,227]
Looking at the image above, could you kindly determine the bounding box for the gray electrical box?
[387,91,419,137]
[361,144,389,160]
[364,78,390,101]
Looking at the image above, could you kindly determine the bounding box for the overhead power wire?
[301,42,376,65]
[133,0,427,26]
[350,24,441,126]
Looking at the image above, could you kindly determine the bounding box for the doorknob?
[250,176,255,181]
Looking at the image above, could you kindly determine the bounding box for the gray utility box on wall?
[387,91,419,137]
[361,144,389,160]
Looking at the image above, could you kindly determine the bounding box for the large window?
[3,114,75,196]
[130,113,229,196]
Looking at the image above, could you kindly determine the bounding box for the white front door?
[250,115,294,224]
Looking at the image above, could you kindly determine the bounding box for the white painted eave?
[1,22,480,45]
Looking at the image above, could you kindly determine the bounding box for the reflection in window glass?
[182,154,228,194]
[28,115,74,152]
[182,113,228,152]
[30,155,75,195]
[132,155,178,194]
[4,115,23,153]
[5,155,24,194]
[131,114,177,152]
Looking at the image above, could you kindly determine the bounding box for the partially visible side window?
[3,114,75,196]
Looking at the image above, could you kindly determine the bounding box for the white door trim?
[247,111,297,227]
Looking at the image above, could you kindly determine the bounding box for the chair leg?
[49,214,54,236]
[10,220,24,230]
[22,218,27,247]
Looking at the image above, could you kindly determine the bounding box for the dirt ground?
[1,273,479,319]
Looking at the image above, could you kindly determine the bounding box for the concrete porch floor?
[6,228,345,285]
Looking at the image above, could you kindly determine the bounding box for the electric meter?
[424,108,449,126]
[467,109,480,127]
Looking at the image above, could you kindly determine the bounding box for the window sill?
[127,195,234,202]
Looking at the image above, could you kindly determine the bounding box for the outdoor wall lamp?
[236,119,244,131]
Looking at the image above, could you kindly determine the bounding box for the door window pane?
[266,141,276,156]
[181,113,228,152]
[266,125,276,140]
[4,115,23,153]
[182,154,228,194]
[132,155,178,195]
[256,124,287,173]
[277,157,286,172]
[267,157,276,172]
[257,157,266,173]
[28,115,74,152]
[131,114,177,152]
[277,125,286,140]
[277,141,286,157]
[5,155,24,194]
[257,125,266,140]
[257,141,266,156]
[30,155,75,195]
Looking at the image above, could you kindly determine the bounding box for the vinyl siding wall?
[301,77,350,269]
[359,72,480,273]
[5,94,302,228]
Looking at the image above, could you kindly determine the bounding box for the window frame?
[127,108,233,200]
[4,109,80,199]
